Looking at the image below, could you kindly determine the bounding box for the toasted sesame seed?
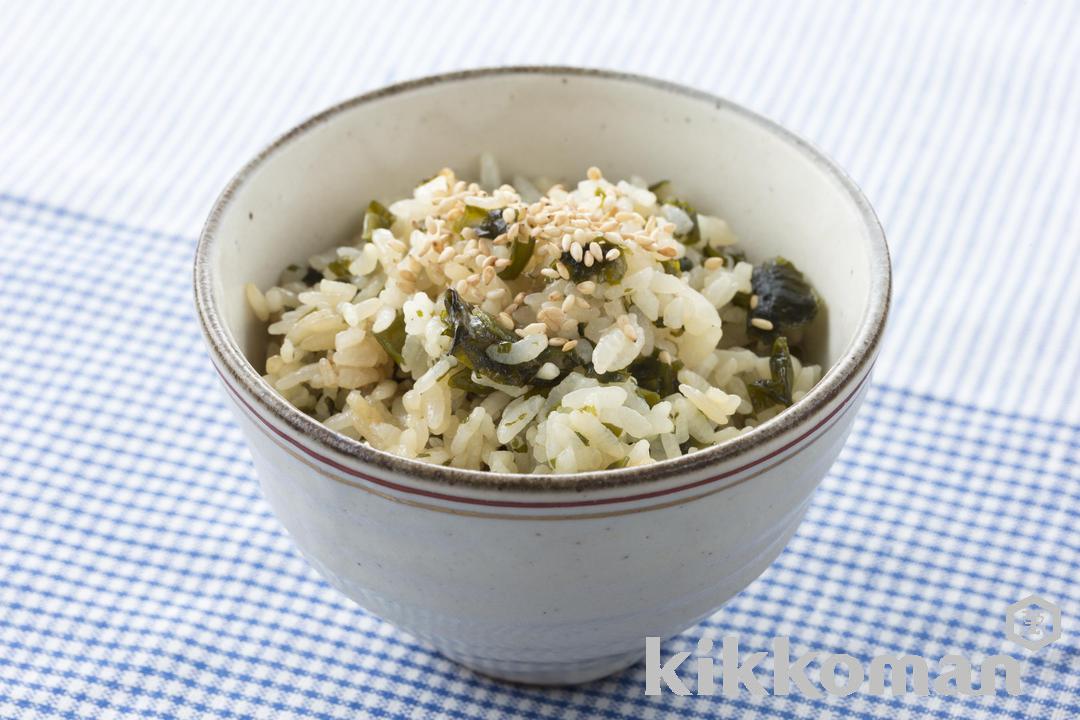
[658,350,673,364]
[481,266,496,284]
[561,339,579,352]
[540,267,560,279]
[750,317,774,331]
[605,247,621,261]
[750,294,759,310]
[570,243,583,262]
[577,281,596,295]
[502,207,516,224]
[494,257,511,269]
[548,337,567,346]
[704,257,724,270]
[556,261,570,280]
[561,234,572,252]
[561,296,575,313]
[589,241,603,261]
[497,312,514,330]
[547,291,563,302]
[657,246,678,258]
[584,252,595,267]
[587,166,602,181]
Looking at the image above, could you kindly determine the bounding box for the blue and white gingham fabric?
[1,2,1077,717]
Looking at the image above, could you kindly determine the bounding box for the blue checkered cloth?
[1,2,1077,717]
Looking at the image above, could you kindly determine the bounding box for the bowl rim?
[194,65,891,495]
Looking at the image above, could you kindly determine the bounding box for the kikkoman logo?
[645,594,1061,698]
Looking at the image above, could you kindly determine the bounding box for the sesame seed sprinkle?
[750,317,774,331]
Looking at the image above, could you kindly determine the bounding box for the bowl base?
[443,649,643,686]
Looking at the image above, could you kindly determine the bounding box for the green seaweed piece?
[447,366,493,396]
[497,236,536,280]
[747,336,795,413]
[703,246,747,266]
[747,257,818,345]
[731,291,752,309]
[374,311,407,366]
[636,388,663,407]
[560,239,627,284]
[361,200,394,242]
[628,350,683,398]
[456,205,509,239]
[665,199,701,245]
[648,180,700,244]
[326,258,352,278]
[443,289,573,387]
[660,257,694,277]
[648,180,675,203]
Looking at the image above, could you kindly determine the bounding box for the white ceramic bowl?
[194,67,890,685]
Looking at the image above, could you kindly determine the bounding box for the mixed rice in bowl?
[245,158,822,474]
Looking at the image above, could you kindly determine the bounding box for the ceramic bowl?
[194,67,890,685]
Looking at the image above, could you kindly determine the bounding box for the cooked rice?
[248,157,822,474]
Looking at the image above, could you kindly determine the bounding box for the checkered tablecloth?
[1,2,1077,718]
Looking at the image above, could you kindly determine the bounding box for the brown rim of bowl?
[193,65,891,495]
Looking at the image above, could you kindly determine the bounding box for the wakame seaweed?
[456,205,509,239]
[374,311,407,365]
[747,257,818,345]
[647,181,701,245]
[497,236,535,280]
[444,289,573,386]
[560,240,627,284]
[660,257,694,276]
[628,350,683,398]
[361,200,394,241]
[326,257,353,278]
[747,336,795,413]
[447,366,493,396]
